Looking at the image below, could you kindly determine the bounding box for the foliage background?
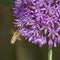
[0,0,60,60]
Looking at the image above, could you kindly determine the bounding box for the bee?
[11,30,21,44]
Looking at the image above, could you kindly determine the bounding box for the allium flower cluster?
[13,0,60,47]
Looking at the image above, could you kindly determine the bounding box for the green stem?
[48,47,52,60]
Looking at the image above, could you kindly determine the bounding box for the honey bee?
[11,30,21,44]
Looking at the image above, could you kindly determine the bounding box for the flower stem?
[48,47,52,60]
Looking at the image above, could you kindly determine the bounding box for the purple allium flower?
[13,0,60,47]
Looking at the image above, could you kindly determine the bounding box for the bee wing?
[17,37,21,40]
[9,28,15,34]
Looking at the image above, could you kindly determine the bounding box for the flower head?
[13,0,60,47]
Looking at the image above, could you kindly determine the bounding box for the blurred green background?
[0,0,60,60]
